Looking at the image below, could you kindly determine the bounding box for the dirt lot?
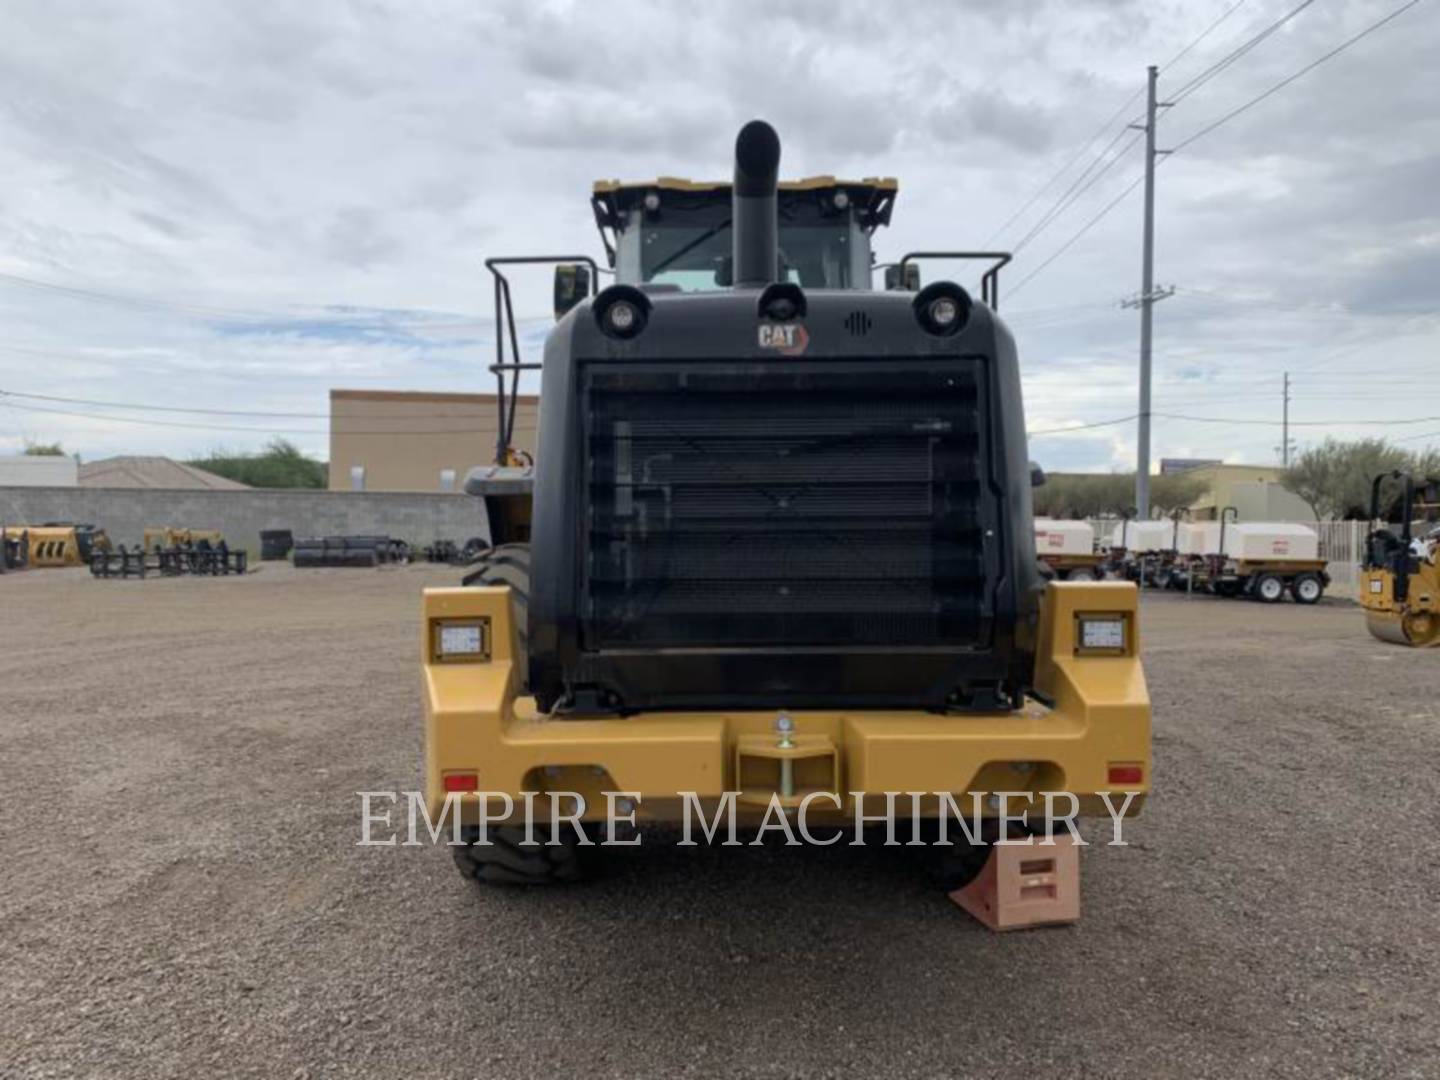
[2,565,1438,1078]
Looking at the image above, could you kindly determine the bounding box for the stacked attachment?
[292,535,411,568]
[90,541,248,579]
[421,537,488,565]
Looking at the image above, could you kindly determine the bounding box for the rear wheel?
[452,824,588,886]
[462,543,530,681]
[1254,573,1285,603]
[1290,573,1323,604]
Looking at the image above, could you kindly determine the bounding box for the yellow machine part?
[421,581,1152,824]
[2,526,83,568]
[143,527,224,550]
[1361,565,1440,647]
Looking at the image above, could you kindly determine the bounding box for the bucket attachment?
[950,834,1081,931]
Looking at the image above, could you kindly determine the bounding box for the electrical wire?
[1166,0,1317,105]
[1169,0,1426,153]
[0,398,524,438]
[983,0,1249,249]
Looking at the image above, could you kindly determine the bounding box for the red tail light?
[1108,764,1143,785]
[442,772,479,793]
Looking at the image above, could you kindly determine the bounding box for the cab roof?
[591,175,898,246]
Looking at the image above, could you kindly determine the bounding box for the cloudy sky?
[0,0,1436,471]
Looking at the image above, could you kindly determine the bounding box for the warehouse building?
[328,389,539,493]
[1181,463,1315,521]
[0,454,78,487]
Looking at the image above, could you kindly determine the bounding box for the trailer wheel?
[1065,567,1097,582]
[1290,573,1323,604]
[452,824,588,886]
[1254,573,1285,603]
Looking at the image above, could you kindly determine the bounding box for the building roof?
[330,389,539,405]
[78,456,249,490]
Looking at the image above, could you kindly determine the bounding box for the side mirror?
[553,263,591,320]
[1030,462,1047,488]
[884,263,921,291]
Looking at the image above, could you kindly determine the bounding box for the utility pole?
[1282,371,1291,467]
[1136,65,1159,519]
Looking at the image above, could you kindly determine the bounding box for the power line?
[1012,130,1144,255]
[0,388,327,419]
[0,270,495,331]
[1166,0,1317,105]
[1158,410,1440,427]
[1028,415,1140,436]
[0,397,515,437]
[1007,1,1421,297]
[983,0,1250,249]
[1169,0,1426,153]
[1008,173,1146,296]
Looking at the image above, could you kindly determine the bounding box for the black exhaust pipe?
[733,120,780,289]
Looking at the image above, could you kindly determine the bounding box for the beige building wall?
[1186,464,1314,521]
[328,389,539,493]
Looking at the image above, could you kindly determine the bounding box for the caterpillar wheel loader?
[1361,471,1440,646]
[422,121,1151,888]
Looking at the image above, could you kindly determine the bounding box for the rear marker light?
[1108,764,1143,785]
[443,772,480,793]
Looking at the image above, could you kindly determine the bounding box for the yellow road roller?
[422,121,1151,888]
[1361,471,1440,646]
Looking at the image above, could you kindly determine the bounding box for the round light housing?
[643,191,661,212]
[912,281,972,337]
[928,296,960,328]
[592,285,651,340]
[607,300,638,333]
[833,190,850,210]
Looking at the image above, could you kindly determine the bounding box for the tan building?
[1184,464,1314,521]
[328,389,539,493]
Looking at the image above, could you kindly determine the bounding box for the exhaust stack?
[732,120,780,289]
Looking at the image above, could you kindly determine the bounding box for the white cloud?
[1,0,1437,466]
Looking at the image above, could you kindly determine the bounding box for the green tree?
[1281,437,1416,519]
[189,439,327,489]
[1033,471,1205,519]
[23,440,66,456]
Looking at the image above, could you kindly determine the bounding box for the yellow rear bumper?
[422,582,1151,823]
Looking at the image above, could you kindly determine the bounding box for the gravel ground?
[2,565,1438,1079]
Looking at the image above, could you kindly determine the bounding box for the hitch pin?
[776,711,796,799]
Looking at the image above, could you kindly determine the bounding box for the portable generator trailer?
[424,121,1151,898]
[1033,518,1105,581]
[1361,471,1440,646]
[1179,507,1328,603]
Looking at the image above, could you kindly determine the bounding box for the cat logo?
[757,322,809,355]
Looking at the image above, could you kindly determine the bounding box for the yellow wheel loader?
[422,121,1151,889]
[1361,471,1440,646]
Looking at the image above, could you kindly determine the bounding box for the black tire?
[1253,573,1285,604]
[930,818,1027,891]
[1290,572,1323,605]
[463,544,530,680]
[451,824,587,886]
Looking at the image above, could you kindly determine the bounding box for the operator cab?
[590,177,897,292]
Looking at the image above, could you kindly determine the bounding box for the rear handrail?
[485,256,602,465]
[897,251,1012,310]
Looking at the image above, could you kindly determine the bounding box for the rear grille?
[582,361,990,649]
